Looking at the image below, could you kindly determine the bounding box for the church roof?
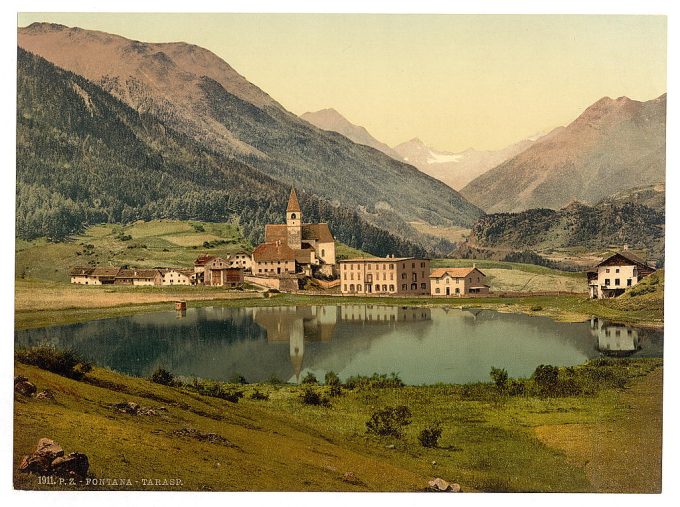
[287,188,301,213]
[253,242,314,264]
[264,223,334,243]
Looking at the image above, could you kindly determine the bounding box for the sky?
[16,13,667,152]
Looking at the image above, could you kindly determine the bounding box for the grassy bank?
[14,357,662,492]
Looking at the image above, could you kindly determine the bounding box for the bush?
[188,379,243,403]
[325,371,340,386]
[418,423,443,448]
[249,389,269,401]
[530,305,543,311]
[267,375,283,385]
[533,364,560,395]
[301,387,330,407]
[15,345,92,380]
[490,367,508,392]
[228,373,248,385]
[366,406,412,438]
[345,372,404,390]
[150,366,175,386]
[508,379,527,396]
[301,372,318,385]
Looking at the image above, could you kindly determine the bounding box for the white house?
[587,250,656,299]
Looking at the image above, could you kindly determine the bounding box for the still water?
[14,305,663,385]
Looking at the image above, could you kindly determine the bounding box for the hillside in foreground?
[14,356,662,492]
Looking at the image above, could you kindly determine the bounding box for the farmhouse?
[227,251,252,271]
[254,188,336,277]
[429,267,489,296]
[159,268,194,286]
[115,269,162,286]
[338,256,431,295]
[587,250,656,299]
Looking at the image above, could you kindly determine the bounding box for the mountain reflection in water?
[14,306,662,385]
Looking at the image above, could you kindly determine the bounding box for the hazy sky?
[17,13,667,152]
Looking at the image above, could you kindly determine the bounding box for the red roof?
[194,254,216,266]
[253,242,313,264]
[287,188,301,213]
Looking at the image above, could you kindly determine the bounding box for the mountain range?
[460,94,666,213]
[391,137,543,190]
[18,23,482,250]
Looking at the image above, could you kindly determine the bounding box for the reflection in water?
[14,306,662,385]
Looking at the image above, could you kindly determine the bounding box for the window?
[421,283,426,289]
[402,284,407,291]
[606,268,610,273]
[435,288,440,294]
[456,278,459,284]
[382,284,387,291]
[614,279,620,286]
[321,249,325,257]
[604,278,610,286]
[350,273,354,280]
[343,273,347,280]
[455,288,460,294]
[358,285,362,292]
[390,264,394,269]
[389,284,394,291]
[615,268,620,273]
[291,213,296,219]
[412,273,417,281]
[627,279,632,286]
[349,284,354,292]
[390,273,393,280]
[402,273,406,279]
[411,283,417,290]
[412,262,415,268]
[375,285,380,292]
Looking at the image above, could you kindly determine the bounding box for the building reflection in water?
[251,305,431,382]
[590,317,641,356]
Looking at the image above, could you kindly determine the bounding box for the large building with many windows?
[338,256,430,295]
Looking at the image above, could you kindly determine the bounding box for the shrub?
[189,379,243,402]
[15,345,92,380]
[301,372,318,385]
[324,370,340,386]
[150,366,175,386]
[508,379,526,396]
[301,387,330,407]
[418,423,443,448]
[345,372,404,390]
[490,367,508,392]
[328,384,343,397]
[533,364,560,394]
[228,373,248,385]
[267,375,283,385]
[366,406,412,438]
[249,389,269,401]
[530,305,543,311]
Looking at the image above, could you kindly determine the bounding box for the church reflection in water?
[251,305,431,382]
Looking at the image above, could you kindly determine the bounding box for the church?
[252,188,337,278]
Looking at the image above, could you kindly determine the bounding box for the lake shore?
[15,278,663,330]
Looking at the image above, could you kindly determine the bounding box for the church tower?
[286,188,302,250]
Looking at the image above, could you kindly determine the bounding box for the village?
[70,188,656,300]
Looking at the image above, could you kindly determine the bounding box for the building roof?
[287,188,301,213]
[194,254,216,266]
[253,241,313,264]
[429,267,486,279]
[339,257,414,263]
[596,251,656,271]
[264,223,335,243]
[91,267,121,277]
[116,269,159,279]
[70,267,95,276]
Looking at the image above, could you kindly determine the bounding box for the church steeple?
[286,188,302,249]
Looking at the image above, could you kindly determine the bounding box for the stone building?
[253,188,336,277]
[338,256,431,295]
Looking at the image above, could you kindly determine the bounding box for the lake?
[14,305,663,385]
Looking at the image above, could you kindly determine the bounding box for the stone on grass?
[428,477,461,492]
[14,376,37,397]
[36,390,55,400]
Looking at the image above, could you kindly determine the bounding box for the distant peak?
[21,22,68,33]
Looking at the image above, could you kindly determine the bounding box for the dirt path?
[534,367,663,493]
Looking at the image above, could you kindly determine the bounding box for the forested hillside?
[16,48,433,258]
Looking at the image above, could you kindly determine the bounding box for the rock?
[138,406,158,416]
[18,438,65,475]
[431,460,437,466]
[15,379,37,397]
[428,477,461,492]
[36,390,55,400]
[113,401,140,415]
[385,444,395,449]
[51,452,89,479]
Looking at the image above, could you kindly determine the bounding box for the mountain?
[300,109,402,160]
[15,47,437,259]
[597,183,665,213]
[392,136,541,190]
[460,95,666,212]
[18,23,483,243]
[460,198,665,261]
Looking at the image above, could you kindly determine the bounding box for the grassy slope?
[14,359,662,492]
